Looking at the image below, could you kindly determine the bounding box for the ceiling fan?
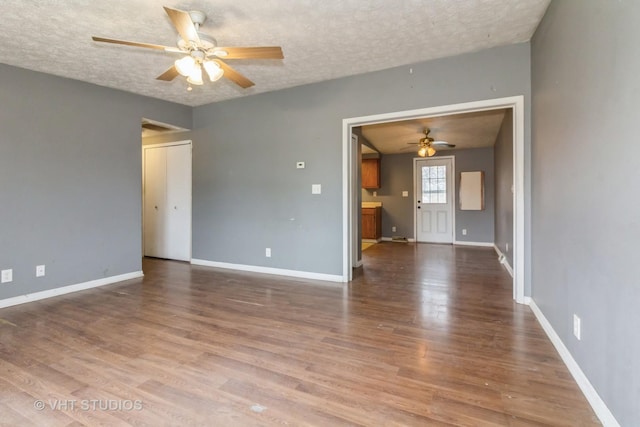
[92,6,283,90]
[408,128,455,157]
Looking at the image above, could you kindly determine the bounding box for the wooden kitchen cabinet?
[362,207,382,240]
[362,158,380,189]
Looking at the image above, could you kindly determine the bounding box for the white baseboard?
[191,259,344,283]
[528,299,620,427]
[381,237,416,242]
[0,271,144,309]
[453,240,495,247]
[494,245,514,277]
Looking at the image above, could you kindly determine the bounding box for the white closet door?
[143,143,191,261]
[144,147,167,258]
[165,144,191,261]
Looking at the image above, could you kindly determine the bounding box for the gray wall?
[192,43,531,276]
[362,148,495,243]
[531,1,639,425]
[0,64,191,301]
[494,109,514,266]
[453,148,495,243]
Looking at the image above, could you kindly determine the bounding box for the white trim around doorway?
[342,96,526,304]
[142,140,193,262]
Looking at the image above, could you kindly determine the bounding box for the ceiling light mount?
[188,10,207,28]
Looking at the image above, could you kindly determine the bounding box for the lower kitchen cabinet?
[362,207,382,240]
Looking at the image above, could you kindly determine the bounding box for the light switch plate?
[312,184,321,194]
[1,269,12,283]
[402,191,409,197]
[36,265,45,277]
[573,314,581,340]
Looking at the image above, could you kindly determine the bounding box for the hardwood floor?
[0,243,599,426]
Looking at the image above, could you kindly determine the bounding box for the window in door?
[421,165,447,204]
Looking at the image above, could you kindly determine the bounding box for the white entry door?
[143,142,192,261]
[415,157,454,243]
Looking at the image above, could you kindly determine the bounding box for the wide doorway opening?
[343,96,525,303]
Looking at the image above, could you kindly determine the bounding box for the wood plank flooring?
[0,243,599,426]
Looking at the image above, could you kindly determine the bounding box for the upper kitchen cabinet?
[362,158,380,189]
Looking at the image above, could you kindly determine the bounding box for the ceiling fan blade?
[92,36,181,52]
[210,46,284,59]
[164,6,201,44]
[156,65,180,81]
[213,60,255,88]
[432,141,456,147]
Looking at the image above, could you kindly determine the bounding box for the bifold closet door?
[143,144,191,261]
[164,144,191,261]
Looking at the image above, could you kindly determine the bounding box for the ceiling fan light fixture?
[186,64,204,85]
[203,60,224,81]
[427,146,436,157]
[92,6,282,90]
[418,146,428,157]
[175,55,196,77]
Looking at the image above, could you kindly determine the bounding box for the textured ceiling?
[361,109,508,155]
[0,1,549,107]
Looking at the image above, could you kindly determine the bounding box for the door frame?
[342,96,526,304]
[413,156,455,244]
[350,133,363,268]
[142,140,193,260]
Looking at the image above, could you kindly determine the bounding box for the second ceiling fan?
[409,128,455,157]
[92,6,284,89]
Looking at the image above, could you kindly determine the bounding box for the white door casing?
[415,157,454,243]
[351,134,362,269]
[143,141,192,261]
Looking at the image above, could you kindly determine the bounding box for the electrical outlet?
[462,229,467,236]
[36,265,45,277]
[373,191,377,197]
[573,314,581,340]
[265,248,271,258]
[311,184,321,194]
[1,269,13,283]
[392,226,397,232]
